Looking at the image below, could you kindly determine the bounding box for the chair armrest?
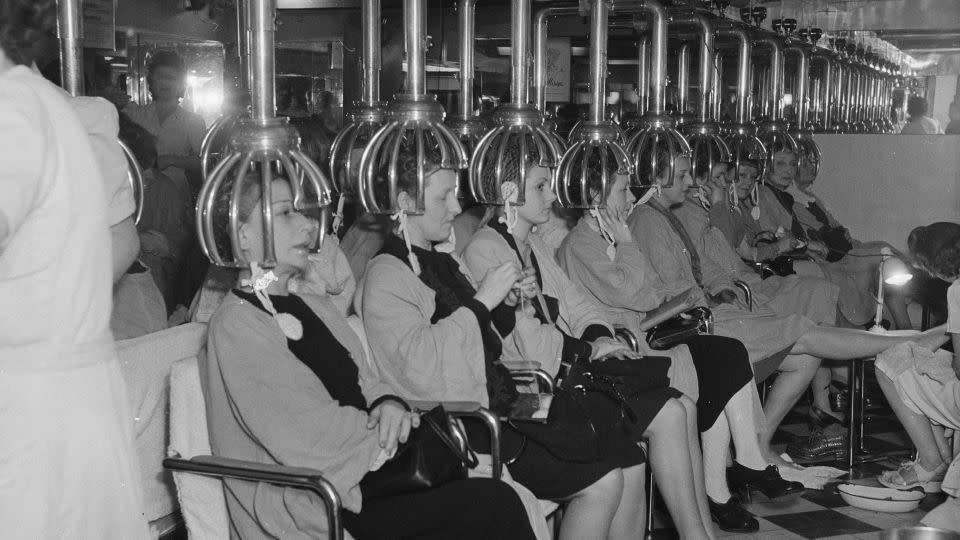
[613,326,641,353]
[405,401,502,480]
[500,360,542,371]
[733,280,753,312]
[163,454,343,540]
[509,368,556,395]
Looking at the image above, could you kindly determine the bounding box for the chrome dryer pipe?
[787,45,809,127]
[363,0,382,106]
[456,0,475,118]
[405,0,426,96]
[754,36,784,121]
[637,37,649,113]
[618,0,667,115]
[534,4,579,112]
[587,0,610,122]
[510,0,533,105]
[677,43,690,117]
[716,27,752,125]
[811,54,832,130]
[57,0,83,96]
[670,14,714,123]
[250,0,278,122]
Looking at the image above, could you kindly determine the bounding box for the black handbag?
[359,406,478,499]
[644,307,712,350]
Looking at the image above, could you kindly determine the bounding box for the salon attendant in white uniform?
[0,1,149,537]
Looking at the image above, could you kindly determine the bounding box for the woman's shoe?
[878,459,947,494]
[727,462,806,502]
[786,424,848,462]
[708,496,759,533]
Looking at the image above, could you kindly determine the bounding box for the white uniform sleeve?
[0,88,45,243]
[947,280,960,335]
[72,97,136,225]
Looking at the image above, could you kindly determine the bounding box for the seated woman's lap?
[680,335,753,429]
[344,478,536,540]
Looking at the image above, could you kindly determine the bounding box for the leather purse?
[360,406,478,499]
[644,307,712,350]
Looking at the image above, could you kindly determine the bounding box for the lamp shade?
[881,247,913,286]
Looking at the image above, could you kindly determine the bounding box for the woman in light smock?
[0,2,148,537]
[626,148,949,469]
[555,154,803,532]
[361,140,649,540]
[202,172,536,540]
[462,144,715,539]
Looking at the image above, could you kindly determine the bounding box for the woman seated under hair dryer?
[461,144,716,539]
[203,171,536,540]
[360,139,652,540]
[555,153,804,532]
[626,147,948,470]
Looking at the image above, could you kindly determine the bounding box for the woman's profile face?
[408,168,461,243]
[796,156,818,190]
[602,173,636,215]
[515,165,557,226]
[241,180,318,273]
[657,156,693,206]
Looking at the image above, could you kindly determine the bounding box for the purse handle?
[423,412,479,469]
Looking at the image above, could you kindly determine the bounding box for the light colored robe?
[757,185,878,325]
[203,292,385,539]
[629,202,814,365]
[674,202,840,326]
[359,252,489,405]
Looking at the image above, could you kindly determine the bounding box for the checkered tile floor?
[651,369,948,540]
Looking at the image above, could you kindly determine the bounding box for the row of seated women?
[201,136,948,539]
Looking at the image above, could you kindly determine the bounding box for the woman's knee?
[649,397,687,433]
[780,353,821,374]
[580,469,625,503]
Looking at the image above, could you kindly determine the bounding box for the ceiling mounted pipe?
[620,0,691,189]
[468,0,562,206]
[196,0,336,268]
[669,13,715,126]
[555,0,633,210]
[445,0,487,154]
[753,35,799,175]
[621,36,649,132]
[533,3,580,150]
[810,53,833,132]
[356,0,469,216]
[787,43,821,180]
[715,26,768,186]
[57,0,145,225]
[329,0,388,229]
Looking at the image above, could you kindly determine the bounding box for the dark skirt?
[681,335,754,430]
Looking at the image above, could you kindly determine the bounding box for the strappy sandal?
[878,459,947,494]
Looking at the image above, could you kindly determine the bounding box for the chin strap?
[392,209,421,275]
[331,195,346,234]
[750,183,761,221]
[728,183,740,214]
[589,206,618,261]
[634,184,659,207]
[696,186,711,210]
[499,181,520,234]
[241,262,303,340]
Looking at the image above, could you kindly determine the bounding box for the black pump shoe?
[708,496,759,533]
[727,462,806,502]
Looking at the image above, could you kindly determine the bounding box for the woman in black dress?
[361,140,662,540]
[203,173,537,540]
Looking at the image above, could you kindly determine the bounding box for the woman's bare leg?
[609,464,647,540]
[876,370,946,469]
[644,398,712,540]
[761,354,821,468]
[792,325,948,360]
[678,395,715,537]
[559,470,622,540]
[702,412,733,502]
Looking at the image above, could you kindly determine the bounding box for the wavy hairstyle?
[907,221,960,280]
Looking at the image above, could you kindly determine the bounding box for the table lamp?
[870,247,913,332]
